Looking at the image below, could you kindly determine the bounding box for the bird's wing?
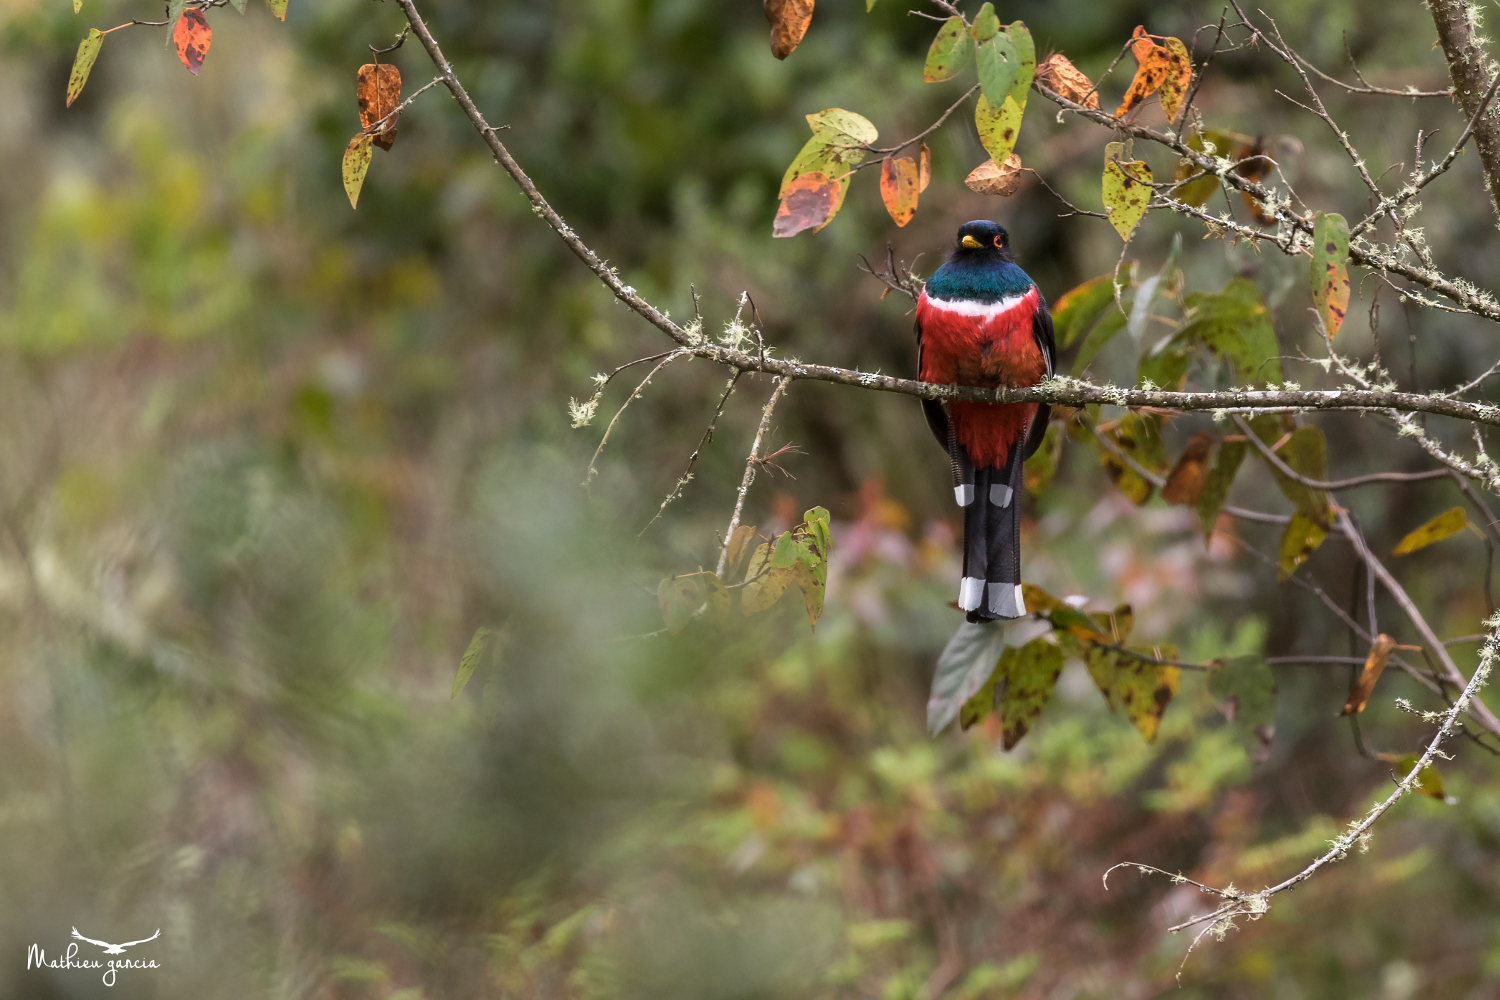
[72,928,113,949]
[1022,297,1057,460]
[915,312,950,450]
[116,930,161,949]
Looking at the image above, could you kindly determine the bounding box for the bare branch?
[715,378,790,579]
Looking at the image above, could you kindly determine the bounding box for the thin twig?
[715,378,790,578]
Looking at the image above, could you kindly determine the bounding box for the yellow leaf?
[1157,37,1192,120]
[1085,643,1179,743]
[1278,512,1327,581]
[342,133,374,209]
[265,0,287,20]
[66,29,104,108]
[741,542,794,614]
[1102,149,1152,240]
[1392,506,1467,556]
[974,93,1023,164]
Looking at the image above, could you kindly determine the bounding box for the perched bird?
[915,220,1056,622]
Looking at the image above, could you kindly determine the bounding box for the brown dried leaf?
[1036,53,1099,109]
[772,171,839,238]
[357,63,403,152]
[879,155,920,226]
[1341,633,1396,715]
[964,153,1022,196]
[173,7,211,77]
[1234,138,1277,225]
[918,142,931,193]
[764,0,814,60]
[1161,432,1213,505]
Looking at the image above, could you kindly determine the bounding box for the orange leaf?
[1129,25,1154,61]
[357,63,403,151]
[1114,42,1171,117]
[879,155,919,226]
[772,171,839,237]
[918,142,931,193]
[1341,634,1396,715]
[1161,432,1212,505]
[764,0,814,60]
[173,7,211,77]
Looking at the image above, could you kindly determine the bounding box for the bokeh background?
[2,0,1499,997]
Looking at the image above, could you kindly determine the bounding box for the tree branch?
[1428,0,1500,224]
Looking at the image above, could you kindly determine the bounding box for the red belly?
[918,287,1046,470]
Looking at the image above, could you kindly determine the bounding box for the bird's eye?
[993,235,1004,248]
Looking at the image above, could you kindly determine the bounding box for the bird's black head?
[952,220,1013,262]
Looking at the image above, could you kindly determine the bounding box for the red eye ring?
[993,235,1004,248]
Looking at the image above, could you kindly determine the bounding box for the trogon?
[915,220,1056,623]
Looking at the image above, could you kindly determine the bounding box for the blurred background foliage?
[1,0,1499,997]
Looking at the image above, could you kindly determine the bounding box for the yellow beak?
[961,235,983,249]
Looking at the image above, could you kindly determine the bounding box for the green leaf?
[1084,642,1180,743]
[1208,655,1276,755]
[1069,306,1126,376]
[998,638,1065,749]
[803,505,832,561]
[1173,129,1231,206]
[806,108,878,146]
[701,572,731,622]
[1179,279,1282,385]
[453,627,493,698]
[1102,156,1152,240]
[791,558,826,630]
[1195,437,1246,540]
[742,542,795,614]
[974,93,1023,164]
[1022,421,1063,496]
[343,133,374,209]
[968,2,999,41]
[658,575,703,633]
[1050,274,1115,349]
[1137,347,1189,390]
[779,112,875,231]
[1278,511,1328,580]
[770,530,799,568]
[866,0,878,9]
[923,17,973,82]
[1392,506,1469,555]
[66,29,104,108]
[166,0,185,44]
[265,0,287,20]
[928,621,1007,737]
[975,32,1018,110]
[1002,21,1036,109]
[1311,211,1350,338]
[1255,425,1329,526]
[230,0,247,12]
[1097,412,1164,506]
